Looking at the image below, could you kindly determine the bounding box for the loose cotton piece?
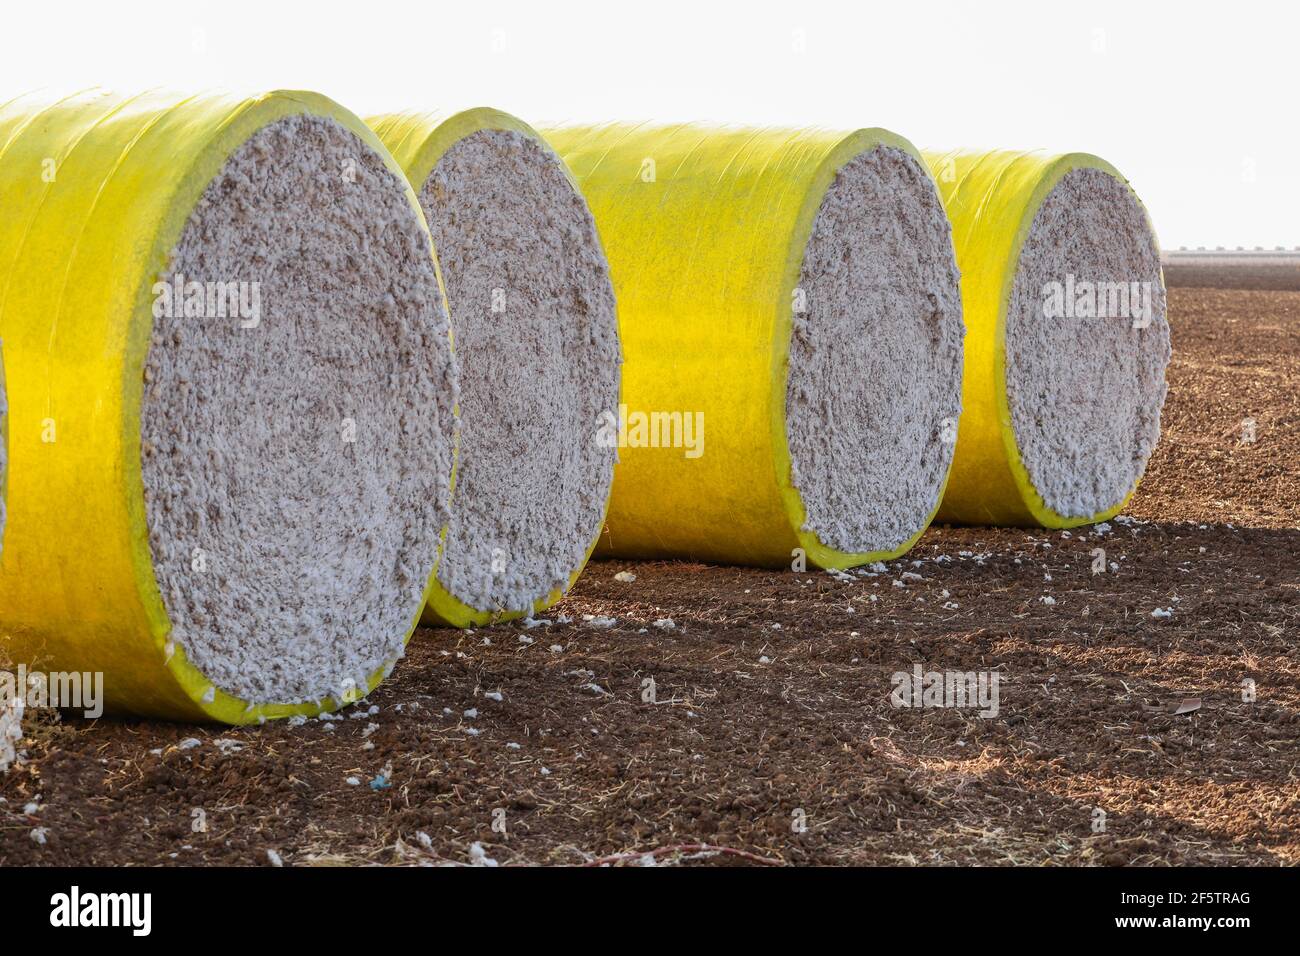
[0,89,456,722]
[0,695,21,775]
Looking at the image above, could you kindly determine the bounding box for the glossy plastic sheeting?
[0,89,450,722]
[922,150,1156,527]
[0,348,6,559]
[367,107,614,627]
[544,124,950,570]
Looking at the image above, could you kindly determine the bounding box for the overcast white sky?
[1,0,1292,248]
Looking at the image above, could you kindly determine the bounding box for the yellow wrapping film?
[367,107,616,627]
[0,345,7,557]
[921,150,1158,527]
[543,123,948,570]
[0,88,453,722]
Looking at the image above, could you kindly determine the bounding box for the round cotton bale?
[0,89,456,722]
[542,124,964,569]
[367,109,620,627]
[922,151,1170,527]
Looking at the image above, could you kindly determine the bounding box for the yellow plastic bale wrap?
[0,347,7,554]
[368,108,616,627]
[0,88,451,722]
[543,123,956,570]
[922,150,1163,527]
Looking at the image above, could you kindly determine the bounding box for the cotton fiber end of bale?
[1005,168,1169,519]
[369,110,619,625]
[142,114,455,706]
[0,90,455,721]
[785,146,963,555]
[421,129,618,619]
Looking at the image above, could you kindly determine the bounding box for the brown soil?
[2,287,1297,867]
[1163,254,1300,292]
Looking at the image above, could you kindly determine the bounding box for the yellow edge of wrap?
[0,89,453,722]
[924,150,1157,529]
[545,124,950,571]
[366,106,617,627]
